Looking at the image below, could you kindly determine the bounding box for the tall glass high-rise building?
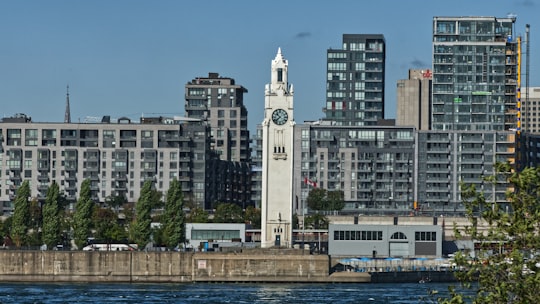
[325,34,385,126]
[432,16,518,131]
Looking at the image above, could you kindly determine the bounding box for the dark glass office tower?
[325,34,386,126]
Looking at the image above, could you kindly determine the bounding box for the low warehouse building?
[328,224,443,257]
[186,223,246,250]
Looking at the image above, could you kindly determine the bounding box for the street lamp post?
[302,205,305,252]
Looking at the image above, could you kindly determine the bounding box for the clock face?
[272,109,288,125]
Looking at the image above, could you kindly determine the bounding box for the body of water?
[0,282,474,303]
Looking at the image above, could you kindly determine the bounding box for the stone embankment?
[0,249,371,283]
[0,249,460,283]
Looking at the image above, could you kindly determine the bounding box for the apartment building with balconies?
[432,16,518,131]
[0,114,252,214]
[185,73,250,163]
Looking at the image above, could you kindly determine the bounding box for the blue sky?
[0,0,537,133]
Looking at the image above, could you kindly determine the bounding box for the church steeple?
[64,85,71,123]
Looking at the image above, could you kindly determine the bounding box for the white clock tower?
[261,48,295,248]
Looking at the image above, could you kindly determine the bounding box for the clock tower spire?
[261,48,295,248]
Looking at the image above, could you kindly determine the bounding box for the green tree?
[27,198,42,246]
[440,164,540,303]
[304,213,329,229]
[11,180,31,247]
[306,188,345,211]
[55,192,72,248]
[93,207,127,243]
[105,194,127,209]
[187,207,209,223]
[244,206,261,229]
[0,217,13,246]
[214,203,244,223]
[130,179,154,249]
[292,213,299,229]
[151,225,166,247]
[29,198,42,234]
[42,182,61,249]
[327,190,345,211]
[306,188,326,211]
[149,189,163,209]
[162,179,185,248]
[72,179,95,250]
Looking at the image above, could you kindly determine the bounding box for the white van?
[82,244,137,251]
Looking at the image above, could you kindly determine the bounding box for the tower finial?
[274,47,285,62]
[64,84,71,123]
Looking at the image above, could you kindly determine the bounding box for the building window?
[328,52,347,59]
[391,232,407,240]
[7,129,21,146]
[277,68,283,82]
[191,229,240,240]
[327,62,347,71]
[415,231,437,241]
[141,130,153,139]
[188,88,205,96]
[333,230,383,241]
[25,129,38,146]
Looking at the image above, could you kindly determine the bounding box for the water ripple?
[0,282,472,303]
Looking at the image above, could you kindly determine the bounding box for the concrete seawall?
[0,251,193,283]
[0,250,458,283]
[191,252,336,282]
[0,250,360,283]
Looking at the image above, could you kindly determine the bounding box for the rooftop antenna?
[525,24,530,132]
[507,13,517,20]
[64,85,71,123]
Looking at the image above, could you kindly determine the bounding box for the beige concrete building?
[396,69,432,130]
[521,87,540,133]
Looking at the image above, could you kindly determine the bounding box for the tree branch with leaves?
[306,188,345,212]
[440,163,540,303]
